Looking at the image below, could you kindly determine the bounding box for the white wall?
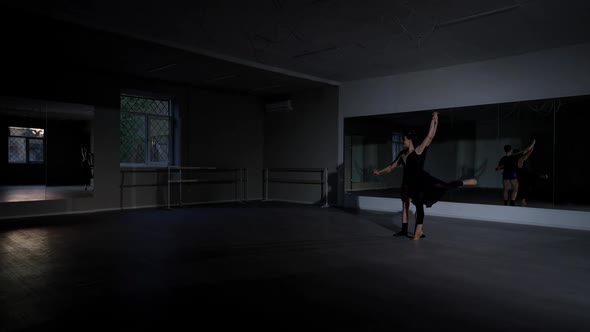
[340,42,590,118]
[264,86,339,205]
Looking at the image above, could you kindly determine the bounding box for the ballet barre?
[263,168,329,207]
[120,168,171,209]
[167,166,247,209]
[119,167,247,210]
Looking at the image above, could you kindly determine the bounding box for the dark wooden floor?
[1,202,589,331]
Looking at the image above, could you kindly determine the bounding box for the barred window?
[8,126,45,164]
[392,132,403,160]
[120,95,173,166]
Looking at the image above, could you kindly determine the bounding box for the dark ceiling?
[0,6,333,98]
[3,0,590,95]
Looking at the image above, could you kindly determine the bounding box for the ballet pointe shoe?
[412,230,423,241]
[463,178,477,186]
[412,225,424,241]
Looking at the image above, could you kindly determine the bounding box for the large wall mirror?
[0,96,95,202]
[344,94,590,211]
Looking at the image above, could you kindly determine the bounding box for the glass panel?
[149,117,169,163]
[120,95,172,165]
[349,136,391,185]
[2,97,46,202]
[28,139,44,162]
[2,96,94,202]
[344,98,561,209]
[8,137,26,163]
[345,115,409,193]
[350,136,364,182]
[120,113,146,163]
[555,96,588,210]
[121,95,169,116]
[45,102,94,199]
[9,126,44,138]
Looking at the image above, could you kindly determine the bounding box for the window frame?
[119,93,175,168]
[7,126,45,164]
[391,132,403,161]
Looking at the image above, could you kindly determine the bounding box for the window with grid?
[120,95,173,166]
[392,132,403,160]
[8,126,45,164]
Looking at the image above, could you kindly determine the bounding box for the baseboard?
[345,194,590,231]
[262,199,328,206]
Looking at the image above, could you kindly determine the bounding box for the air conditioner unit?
[265,100,293,112]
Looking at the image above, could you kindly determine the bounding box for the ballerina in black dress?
[403,112,478,240]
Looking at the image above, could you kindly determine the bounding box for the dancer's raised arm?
[522,139,536,155]
[512,139,536,157]
[415,112,438,155]
[518,144,535,168]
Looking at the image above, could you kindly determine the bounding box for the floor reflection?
[0,185,93,202]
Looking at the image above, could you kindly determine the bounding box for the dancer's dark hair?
[404,131,417,141]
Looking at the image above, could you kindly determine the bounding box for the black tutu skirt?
[408,171,463,208]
